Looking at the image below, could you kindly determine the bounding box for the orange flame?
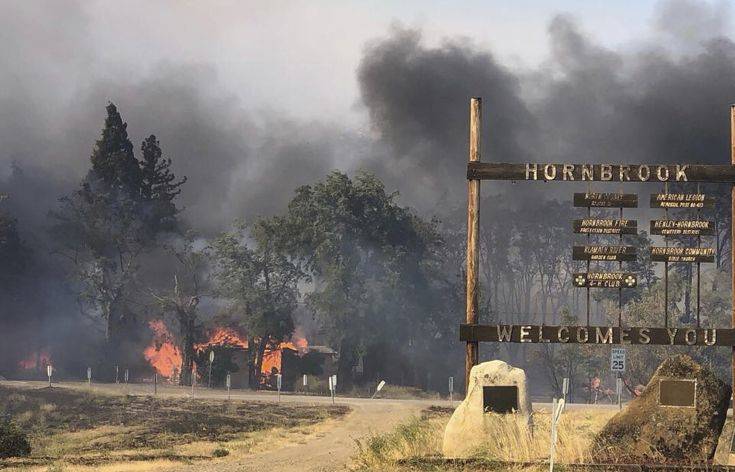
[18,350,51,370]
[194,327,248,351]
[144,320,183,379]
[261,331,309,380]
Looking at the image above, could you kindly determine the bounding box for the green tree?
[281,171,450,388]
[139,135,186,234]
[210,219,304,388]
[90,103,141,194]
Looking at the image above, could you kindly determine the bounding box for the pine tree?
[90,102,141,195]
[139,135,186,233]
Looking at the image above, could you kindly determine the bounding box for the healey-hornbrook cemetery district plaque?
[573,245,637,261]
[573,272,637,288]
[573,193,638,208]
[483,385,519,414]
[650,193,715,208]
[658,379,696,407]
[573,219,637,234]
[650,220,714,236]
[650,247,714,263]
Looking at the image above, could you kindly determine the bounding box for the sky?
[1,0,734,233]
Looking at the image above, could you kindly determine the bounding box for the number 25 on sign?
[611,348,626,373]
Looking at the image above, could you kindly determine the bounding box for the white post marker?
[208,350,214,388]
[115,365,119,384]
[226,372,231,400]
[449,376,454,405]
[303,374,308,390]
[87,367,92,386]
[549,397,566,472]
[47,365,53,387]
[332,375,337,403]
[124,368,129,383]
[276,373,282,402]
[562,377,569,402]
[191,365,196,396]
[328,375,335,404]
[371,380,386,399]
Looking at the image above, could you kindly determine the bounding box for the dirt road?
[2,381,433,471]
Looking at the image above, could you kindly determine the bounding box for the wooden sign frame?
[462,97,735,402]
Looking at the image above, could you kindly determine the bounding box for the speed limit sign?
[611,348,626,373]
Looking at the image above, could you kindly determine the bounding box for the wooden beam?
[465,97,481,392]
[467,162,735,183]
[460,324,735,346]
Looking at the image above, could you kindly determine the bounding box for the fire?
[144,320,183,379]
[261,332,309,379]
[194,327,248,351]
[18,350,51,370]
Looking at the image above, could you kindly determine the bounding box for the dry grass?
[352,405,616,471]
[0,384,349,471]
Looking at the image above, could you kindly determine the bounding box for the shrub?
[0,420,31,458]
[212,447,230,457]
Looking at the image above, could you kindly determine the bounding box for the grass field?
[0,384,349,471]
[352,405,617,471]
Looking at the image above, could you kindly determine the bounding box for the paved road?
[1,380,621,471]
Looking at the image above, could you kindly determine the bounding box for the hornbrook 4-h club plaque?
[650,193,715,208]
[572,245,637,262]
[573,272,637,288]
[650,220,714,236]
[573,219,637,234]
[650,246,715,263]
[573,193,638,208]
[459,324,735,346]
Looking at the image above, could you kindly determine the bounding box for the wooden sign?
[572,245,637,261]
[573,219,637,234]
[573,272,637,288]
[459,324,735,346]
[650,247,714,263]
[573,193,638,208]
[650,220,714,236]
[658,379,696,407]
[467,162,735,183]
[483,386,518,414]
[650,193,715,208]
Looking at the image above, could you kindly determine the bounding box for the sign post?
[465,97,481,392]
[191,365,196,396]
[549,397,565,472]
[47,365,53,387]
[276,373,282,402]
[449,376,454,405]
[208,350,214,388]
[303,374,308,393]
[371,380,386,399]
[226,372,231,400]
[87,367,92,387]
[115,365,119,384]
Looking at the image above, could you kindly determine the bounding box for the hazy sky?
[2,0,734,231]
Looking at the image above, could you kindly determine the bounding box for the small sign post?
[328,375,336,404]
[616,377,623,410]
[191,365,196,396]
[87,367,92,386]
[371,380,386,399]
[276,373,282,402]
[562,377,569,402]
[549,397,565,472]
[449,376,454,405]
[208,350,214,388]
[115,365,119,384]
[611,348,626,373]
[303,374,308,393]
[47,365,53,387]
[226,372,231,400]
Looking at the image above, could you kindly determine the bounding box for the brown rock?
[591,354,730,464]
